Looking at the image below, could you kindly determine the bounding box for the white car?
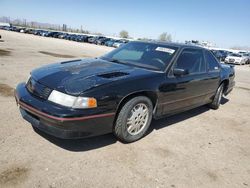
[225,53,248,65]
[242,53,250,64]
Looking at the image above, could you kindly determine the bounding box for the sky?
[0,0,250,48]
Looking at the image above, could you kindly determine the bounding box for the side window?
[174,48,206,75]
[204,50,220,71]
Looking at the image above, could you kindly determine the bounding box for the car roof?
[131,40,206,50]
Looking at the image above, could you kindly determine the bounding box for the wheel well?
[221,79,229,93]
[113,91,158,124]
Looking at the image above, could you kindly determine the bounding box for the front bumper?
[15,83,115,139]
[225,60,244,65]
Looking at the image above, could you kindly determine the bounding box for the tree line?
[119,30,172,42]
[0,16,173,41]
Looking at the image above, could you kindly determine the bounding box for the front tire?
[209,84,224,110]
[114,96,153,143]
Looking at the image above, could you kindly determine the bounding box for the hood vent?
[61,59,82,64]
[98,72,129,79]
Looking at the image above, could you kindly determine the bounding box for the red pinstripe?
[18,101,115,122]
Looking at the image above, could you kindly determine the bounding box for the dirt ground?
[0,30,250,188]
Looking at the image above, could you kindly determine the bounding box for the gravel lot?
[0,30,250,188]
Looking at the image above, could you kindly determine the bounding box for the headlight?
[48,90,97,109]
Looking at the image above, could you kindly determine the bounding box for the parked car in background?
[24,29,35,34]
[9,26,18,31]
[19,28,25,33]
[47,32,62,38]
[0,26,10,30]
[238,51,247,55]
[210,50,233,62]
[16,28,25,32]
[15,41,235,142]
[211,50,224,62]
[74,35,85,42]
[113,39,129,48]
[88,36,105,44]
[46,32,58,37]
[33,30,41,35]
[64,34,73,40]
[68,34,78,41]
[40,31,48,37]
[87,36,95,43]
[58,33,68,39]
[94,36,105,44]
[43,31,52,37]
[242,53,250,64]
[36,30,50,37]
[225,53,248,65]
[219,50,230,61]
[105,39,118,47]
[96,37,110,45]
[83,35,93,42]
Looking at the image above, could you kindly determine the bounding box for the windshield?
[101,42,178,71]
[230,53,242,57]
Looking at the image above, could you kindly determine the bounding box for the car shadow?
[148,97,229,133]
[221,97,229,105]
[34,98,229,152]
[148,105,209,133]
[33,127,117,152]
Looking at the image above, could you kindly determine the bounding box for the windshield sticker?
[155,47,175,54]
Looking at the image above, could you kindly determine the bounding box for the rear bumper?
[15,83,115,139]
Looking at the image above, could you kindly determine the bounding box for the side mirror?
[173,68,189,77]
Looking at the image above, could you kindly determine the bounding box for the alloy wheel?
[126,103,149,135]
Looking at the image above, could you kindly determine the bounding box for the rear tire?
[114,96,153,143]
[209,84,224,110]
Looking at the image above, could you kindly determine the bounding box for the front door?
[160,48,210,115]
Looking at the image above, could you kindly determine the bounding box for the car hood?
[31,58,151,95]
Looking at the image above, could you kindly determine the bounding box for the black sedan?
[15,42,235,142]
